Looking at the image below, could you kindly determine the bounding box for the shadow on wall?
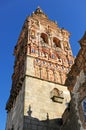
[23,105,63,130]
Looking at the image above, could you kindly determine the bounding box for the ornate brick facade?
[5,7,74,130]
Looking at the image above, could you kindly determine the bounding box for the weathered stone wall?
[61,70,86,130]
[23,115,62,130]
[25,56,70,119]
[23,55,71,130]
[24,76,70,119]
[23,76,70,130]
[5,82,25,130]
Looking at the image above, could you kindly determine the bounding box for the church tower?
[5,7,74,130]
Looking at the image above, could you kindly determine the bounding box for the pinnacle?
[34,6,44,14]
[33,6,48,19]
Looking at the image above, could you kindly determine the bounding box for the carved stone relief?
[50,88,64,103]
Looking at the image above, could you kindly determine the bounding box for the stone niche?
[50,88,64,103]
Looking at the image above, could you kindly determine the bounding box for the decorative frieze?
[34,58,68,84]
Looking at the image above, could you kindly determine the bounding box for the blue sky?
[0,0,86,129]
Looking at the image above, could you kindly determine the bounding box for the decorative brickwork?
[5,7,73,130]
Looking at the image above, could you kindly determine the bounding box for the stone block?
[32,124,38,130]
[38,125,43,130]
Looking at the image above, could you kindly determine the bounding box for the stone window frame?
[53,37,61,48]
[40,33,48,45]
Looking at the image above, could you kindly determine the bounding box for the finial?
[37,6,40,9]
[32,7,48,19]
[36,6,43,13]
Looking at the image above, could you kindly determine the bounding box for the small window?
[31,48,35,53]
[82,98,86,121]
[41,33,48,44]
[56,64,58,68]
[49,63,52,66]
[43,61,46,64]
[69,60,73,65]
[62,66,64,70]
[36,59,39,62]
[53,37,61,48]
[51,54,55,59]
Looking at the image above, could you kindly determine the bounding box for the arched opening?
[82,98,86,121]
[40,33,48,44]
[53,37,61,48]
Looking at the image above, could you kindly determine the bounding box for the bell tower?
[5,7,74,130]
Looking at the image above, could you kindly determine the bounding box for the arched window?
[53,37,61,48]
[40,33,48,44]
[51,54,55,59]
[31,48,35,53]
[82,98,86,121]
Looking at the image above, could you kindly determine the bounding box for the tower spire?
[32,6,48,19]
